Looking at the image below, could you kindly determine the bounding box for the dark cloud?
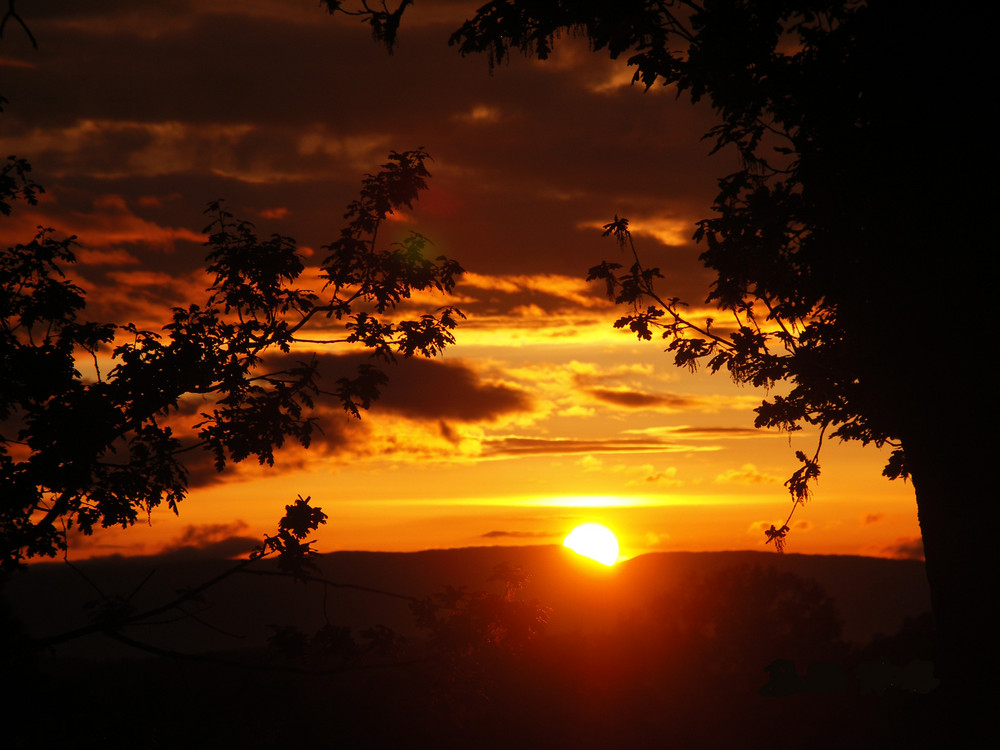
[174,446,228,490]
[883,537,925,561]
[168,520,249,544]
[303,352,532,423]
[165,407,355,489]
[438,420,460,444]
[159,521,254,553]
[481,530,553,539]
[587,387,699,409]
[158,536,260,560]
[484,435,693,458]
[668,426,761,436]
[3,0,723,289]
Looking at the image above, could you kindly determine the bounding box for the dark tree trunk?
[901,383,998,706]
[864,5,996,707]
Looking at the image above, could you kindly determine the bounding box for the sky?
[1,0,921,562]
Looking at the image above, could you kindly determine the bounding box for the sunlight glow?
[563,523,620,566]
[538,495,657,508]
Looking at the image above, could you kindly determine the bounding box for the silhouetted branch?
[768,422,828,551]
[30,557,258,649]
[593,217,739,350]
[322,0,414,52]
[597,216,837,553]
[101,628,424,675]
[1,0,36,48]
[239,567,426,606]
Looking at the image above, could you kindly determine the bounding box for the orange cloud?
[715,464,781,485]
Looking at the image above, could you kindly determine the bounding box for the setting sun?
[563,523,620,566]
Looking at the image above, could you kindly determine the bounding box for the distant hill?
[3,546,944,750]
[4,545,930,660]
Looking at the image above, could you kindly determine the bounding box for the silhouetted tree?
[328,0,992,696]
[650,565,844,692]
[1,148,463,569]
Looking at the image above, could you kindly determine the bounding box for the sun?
[563,523,620,566]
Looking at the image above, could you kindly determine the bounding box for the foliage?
[1,149,463,570]
[252,495,328,579]
[648,564,845,678]
[411,563,550,658]
[328,0,924,547]
[410,563,550,705]
[321,0,414,53]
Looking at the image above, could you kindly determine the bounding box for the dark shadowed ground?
[3,547,940,749]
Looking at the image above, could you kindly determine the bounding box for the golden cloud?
[715,463,781,485]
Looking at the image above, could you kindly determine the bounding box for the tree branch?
[1,0,37,49]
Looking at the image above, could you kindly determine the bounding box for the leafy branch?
[591,217,836,551]
[1,149,464,569]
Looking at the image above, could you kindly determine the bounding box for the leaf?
[278,495,327,539]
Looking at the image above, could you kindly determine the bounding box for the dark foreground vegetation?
[5,547,941,749]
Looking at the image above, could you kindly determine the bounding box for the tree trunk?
[903,402,998,705]
[867,4,995,707]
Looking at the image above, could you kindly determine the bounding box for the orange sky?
[1,1,922,562]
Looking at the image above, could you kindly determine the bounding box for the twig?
[1,0,37,49]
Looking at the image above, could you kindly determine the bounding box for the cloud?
[87,267,208,329]
[174,446,231,490]
[575,455,604,472]
[159,535,261,560]
[644,532,672,549]
[2,193,203,271]
[882,537,925,561]
[5,1,896,563]
[460,272,609,310]
[152,353,539,471]
[578,459,681,487]
[296,128,395,171]
[159,521,253,552]
[714,463,780,485]
[483,435,717,458]
[259,207,289,219]
[68,521,260,562]
[579,215,692,247]
[0,56,35,69]
[570,361,656,382]
[864,513,884,525]
[308,352,533,423]
[623,425,765,441]
[75,247,140,266]
[587,387,701,410]
[629,465,681,488]
[5,121,266,179]
[56,351,532,495]
[481,530,553,539]
[594,389,764,414]
[453,104,503,124]
[665,426,763,437]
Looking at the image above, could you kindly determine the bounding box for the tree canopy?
[1,148,463,570]
[331,0,927,539]
[3,0,991,700]
[329,0,993,696]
